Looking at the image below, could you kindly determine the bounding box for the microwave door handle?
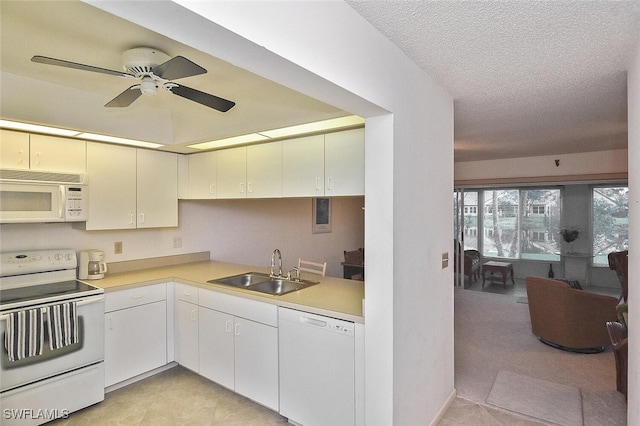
[59,186,65,219]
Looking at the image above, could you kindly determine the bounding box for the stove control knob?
[54,253,63,260]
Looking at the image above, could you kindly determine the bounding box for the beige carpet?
[454,288,627,426]
[487,370,582,425]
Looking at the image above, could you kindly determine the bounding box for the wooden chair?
[297,258,327,276]
[606,321,628,399]
[608,250,628,301]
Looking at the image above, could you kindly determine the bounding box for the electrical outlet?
[173,237,182,249]
[114,241,123,254]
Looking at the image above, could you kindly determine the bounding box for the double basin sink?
[208,272,319,296]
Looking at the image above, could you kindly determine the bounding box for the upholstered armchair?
[525,276,619,352]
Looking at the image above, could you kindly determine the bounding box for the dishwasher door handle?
[301,316,327,328]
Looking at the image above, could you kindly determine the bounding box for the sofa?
[525,276,619,352]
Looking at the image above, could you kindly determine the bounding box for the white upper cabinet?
[247,142,282,198]
[186,151,217,199]
[82,143,177,230]
[29,134,86,173]
[84,143,137,230]
[282,135,325,197]
[137,149,178,228]
[324,128,365,196]
[216,147,247,199]
[0,130,85,173]
[0,130,30,170]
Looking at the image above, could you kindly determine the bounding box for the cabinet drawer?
[198,289,277,327]
[105,283,167,312]
[175,283,199,304]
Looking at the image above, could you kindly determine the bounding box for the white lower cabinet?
[175,299,199,372]
[104,283,167,387]
[198,289,279,411]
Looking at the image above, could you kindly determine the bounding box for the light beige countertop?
[92,260,365,323]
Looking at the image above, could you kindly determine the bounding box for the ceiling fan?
[31,47,235,112]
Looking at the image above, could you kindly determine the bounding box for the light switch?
[442,252,449,269]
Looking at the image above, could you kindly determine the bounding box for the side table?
[482,261,515,288]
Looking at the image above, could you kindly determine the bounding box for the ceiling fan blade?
[105,86,142,107]
[32,55,132,78]
[153,56,206,81]
[170,84,235,112]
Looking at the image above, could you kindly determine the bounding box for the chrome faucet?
[287,267,301,282]
[270,249,283,278]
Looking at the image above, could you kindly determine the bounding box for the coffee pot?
[78,249,107,280]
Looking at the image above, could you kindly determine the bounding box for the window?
[592,186,628,266]
[482,188,561,261]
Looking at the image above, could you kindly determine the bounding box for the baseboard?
[105,362,178,393]
[430,388,457,426]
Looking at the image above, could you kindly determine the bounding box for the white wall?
[0,197,364,278]
[87,1,456,424]
[626,31,639,426]
[456,149,627,182]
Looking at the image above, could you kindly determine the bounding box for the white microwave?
[0,170,88,223]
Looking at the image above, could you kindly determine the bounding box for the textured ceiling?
[347,1,640,162]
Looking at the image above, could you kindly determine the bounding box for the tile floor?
[50,365,544,425]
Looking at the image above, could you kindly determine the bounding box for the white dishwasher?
[278,307,355,426]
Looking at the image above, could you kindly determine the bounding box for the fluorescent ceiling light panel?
[189,133,270,150]
[0,119,80,137]
[260,116,365,139]
[78,133,164,149]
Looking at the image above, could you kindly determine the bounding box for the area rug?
[486,370,583,426]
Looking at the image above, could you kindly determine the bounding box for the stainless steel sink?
[208,272,318,296]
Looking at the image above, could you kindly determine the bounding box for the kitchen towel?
[47,302,78,350]
[4,308,45,361]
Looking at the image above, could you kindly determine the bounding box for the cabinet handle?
[234,323,240,336]
[209,184,215,194]
[131,295,144,299]
[315,178,321,191]
[139,213,145,223]
[35,152,41,166]
[108,318,113,331]
[190,309,196,321]
[247,182,253,193]
[239,183,245,194]
[128,213,134,225]
[225,320,232,333]
[18,150,24,165]
[327,177,333,191]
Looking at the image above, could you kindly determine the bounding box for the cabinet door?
[234,317,279,410]
[175,300,199,372]
[0,130,29,170]
[198,307,235,389]
[104,300,167,387]
[137,149,178,228]
[187,151,217,199]
[30,134,86,173]
[216,147,246,199]
[85,143,137,230]
[247,142,282,198]
[324,128,364,196]
[282,135,325,197]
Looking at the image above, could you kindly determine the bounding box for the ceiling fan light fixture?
[140,77,157,96]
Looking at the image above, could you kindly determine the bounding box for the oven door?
[0,294,104,392]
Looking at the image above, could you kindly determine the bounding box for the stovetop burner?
[0,249,104,311]
[0,279,103,310]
